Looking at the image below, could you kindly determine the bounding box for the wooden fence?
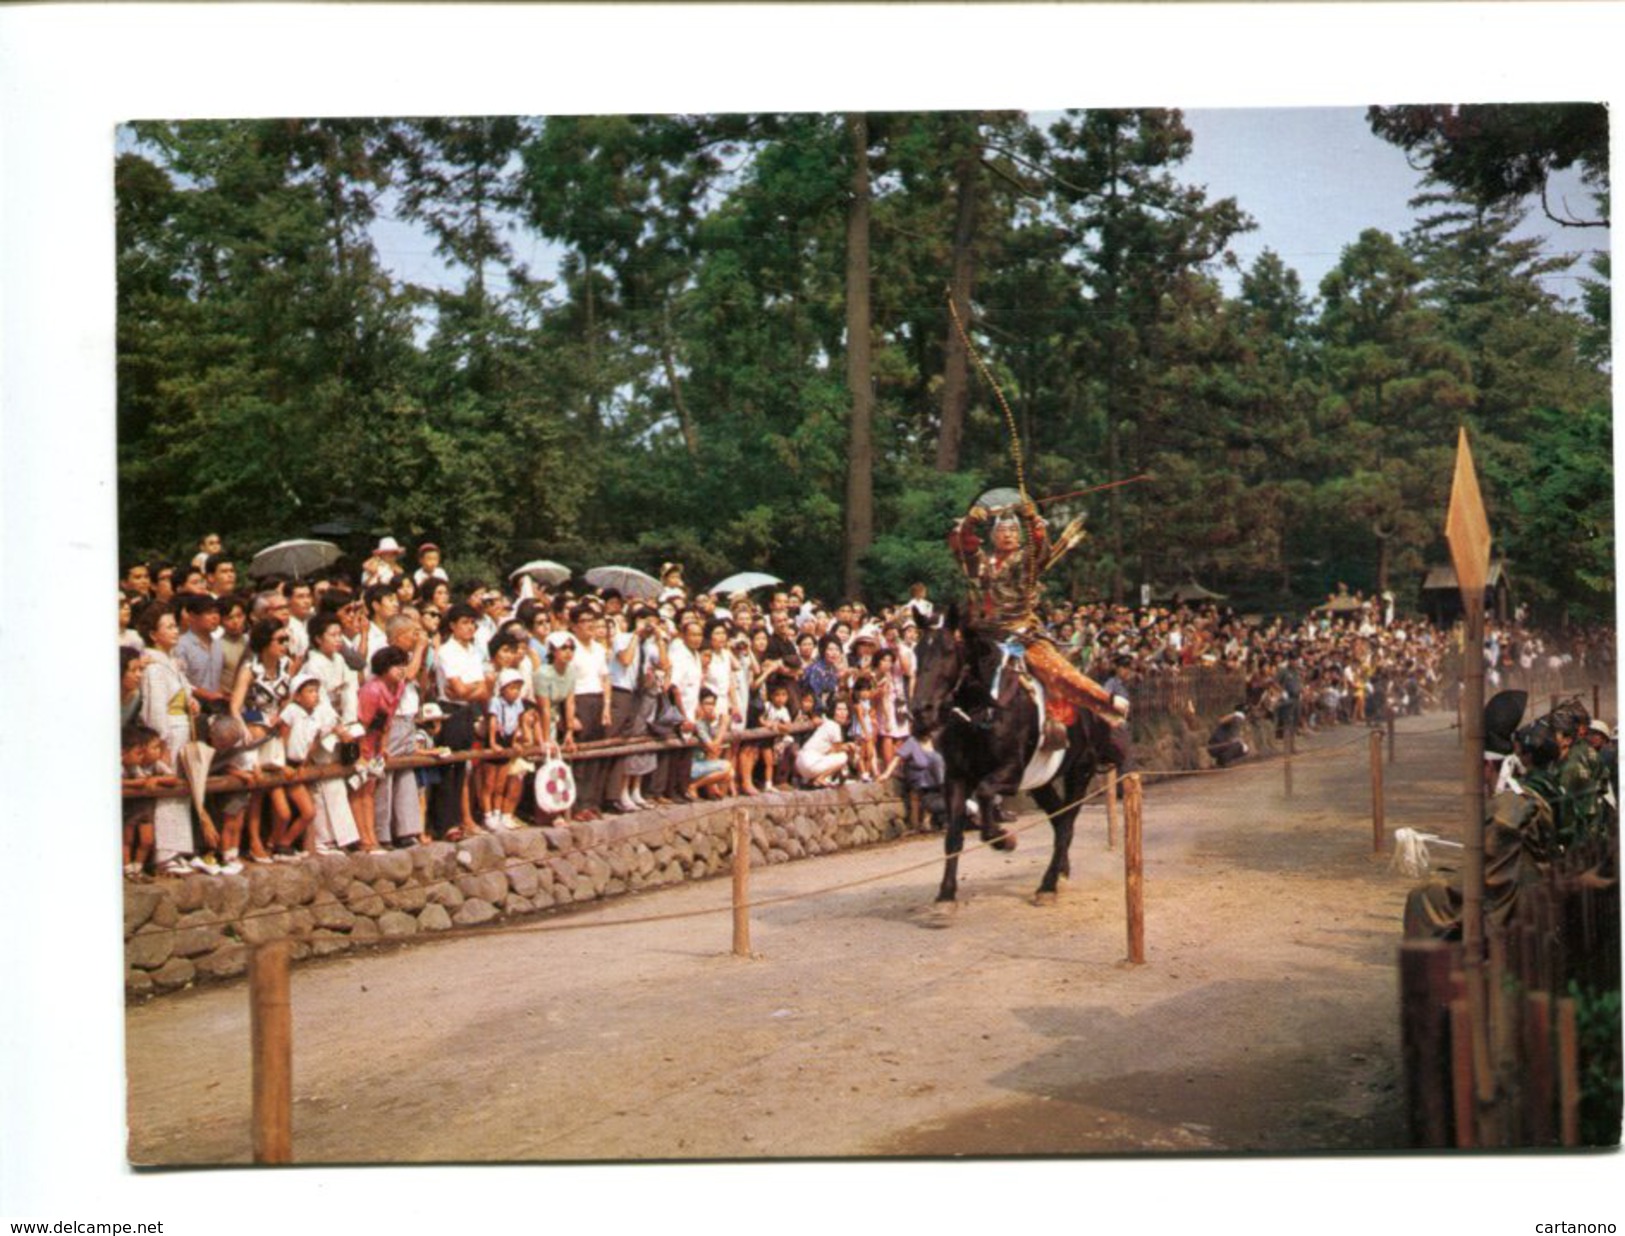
[1401,842,1621,1148]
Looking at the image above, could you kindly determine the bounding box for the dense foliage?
[116,109,1613,620]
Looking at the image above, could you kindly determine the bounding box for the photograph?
[3,4,1621,1234]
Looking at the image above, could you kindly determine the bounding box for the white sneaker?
[218,859,244,875]
[159,858,192,877]
[629,791,649,810]
[616,796,638,814]
[123,862,142,877]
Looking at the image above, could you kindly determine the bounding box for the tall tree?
[843,114,875,600]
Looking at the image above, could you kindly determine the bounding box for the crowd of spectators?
[118,535,1614,880]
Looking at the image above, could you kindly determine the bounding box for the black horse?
[911,604,1122,906]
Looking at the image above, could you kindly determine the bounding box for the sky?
[367,106,1608,312]
[2,6,1620,1236]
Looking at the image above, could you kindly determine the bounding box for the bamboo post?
[1449,996,1477,1148]
[1369,729,1385,853]
[1123,773,1145,965]
[1400,940,1455,1148]
[1557,996,1581,1147]
[731,808,752,958]
[1105,765,1119,851]
[1522,991,1556,1146]
[249,939,293,1164]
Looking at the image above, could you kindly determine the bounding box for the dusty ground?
[125,715,1467,1163]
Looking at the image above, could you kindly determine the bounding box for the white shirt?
[571,638,610,697]
[668,641,703,719]
[437,636,488,700]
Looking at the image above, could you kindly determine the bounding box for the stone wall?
[124,783,916,998]
[122,719,1294,999]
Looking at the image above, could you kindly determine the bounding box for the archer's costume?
[948,500,1128,739]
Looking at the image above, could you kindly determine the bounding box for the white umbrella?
[509,559,572,587]
[584,565,662,600]
[707,571,782,595]
[249,538,342,579]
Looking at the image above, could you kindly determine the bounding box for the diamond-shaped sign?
[1445,426,1491,597]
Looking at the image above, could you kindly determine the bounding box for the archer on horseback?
[947,494,1130,751]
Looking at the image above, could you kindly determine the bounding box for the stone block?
[150,956,196,992]
[426,882,465,910]
[124,886,163,935]
[245,866,279,908]
[572,877,598,901]
[377,910,418,938]
[502,893,533,915]
[506,863,540,898]
[452,899,498,927]
[125,969,154,998]
[418,903,453,932]
[169,873,207,913]
[311,900,357,931]
[170,911,225,959]
[238,908,293,945]
[604,878,627,898]
[314,851,354,892]
[350,915,380,942]
[308,931,352,958]
[373,848,416,883]
[345,881,386,919]
[194,944,248,980]
[289,907,316,937]
[456,871,508,904]
[371,877,398,896]
[463,833,505,873]
[537,825,574,851]
[529,885,555,909]
[202,872,251,919]
[126,924,174,971]
[386,882,429,913]
[411,841,458,880]
[271,862,320,905]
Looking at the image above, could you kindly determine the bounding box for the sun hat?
[417,703,446,724]
[373,536,403,556]
[1591,719,1612,740]
[545,631,577,651]
[498,667,526,689]
[289,671,323,695]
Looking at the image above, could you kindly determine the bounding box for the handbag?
[534,754,577,815]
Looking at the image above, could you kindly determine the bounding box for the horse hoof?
[1032,891,1058,907]
[924,900,959,925]
[990,831,1017,853]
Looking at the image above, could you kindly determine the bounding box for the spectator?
[372,616,429,847]
[137,605,201,874]
[218,595,250,688]
[190,532,223,572]
[285,579,315,662]
[413,542,449,590]
[1206,709,1251,769]
[175,595,227,714]
[122,722,173,877]
[486,667,541,829]
[686,688,735,800]
[433,602,492,840]
[532,630,580,754]
[203,552,238,599]
[760,676,798,792]
[120,646,145,727]
[797,697,855,788]
[230,618,296,861]
[568,606,613,822]
[362,536,406,588]
[281,671,358,855]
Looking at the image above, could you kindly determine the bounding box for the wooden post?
[1283,715,1295,800]
[1369,729,1385,853]
[1557,996,1581,1147]
[1105,765,1119,851]
[1449,996,1477,1148]
[249,939,293,1164]
[731,808,752,958]
[1123,773,1145,965]
[1400,940,1455,1148]
[1387,709,1397,764]
[1522,991,1556,1146]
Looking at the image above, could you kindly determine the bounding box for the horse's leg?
[937,778,968,904]
[1031,753,1093,902]
[974,787,1017,851]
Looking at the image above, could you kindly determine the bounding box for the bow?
[947,289,1028,507]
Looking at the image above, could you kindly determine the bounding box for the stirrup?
[1041,719,1069,751]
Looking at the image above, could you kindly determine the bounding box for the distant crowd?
[119,532,1613,879]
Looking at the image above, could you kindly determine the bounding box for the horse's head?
[910,604,968,735]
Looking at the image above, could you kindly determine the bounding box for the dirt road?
[126,716,1464,1162]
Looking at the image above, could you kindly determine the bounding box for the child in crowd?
[761,677,797,792]
[413,701,448,828]
[283,671,365,854]
[206,715,260,869]
[686,687,735,800]
[273,674,325,858]
[487,666,540,829]
[849,675,880,782]
[354,646,411,851]
[121,723,175,876]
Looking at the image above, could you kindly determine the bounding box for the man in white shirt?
[434,603,492,838]
[568,606,614,820]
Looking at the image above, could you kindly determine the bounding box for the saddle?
[990,640,1071,751]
